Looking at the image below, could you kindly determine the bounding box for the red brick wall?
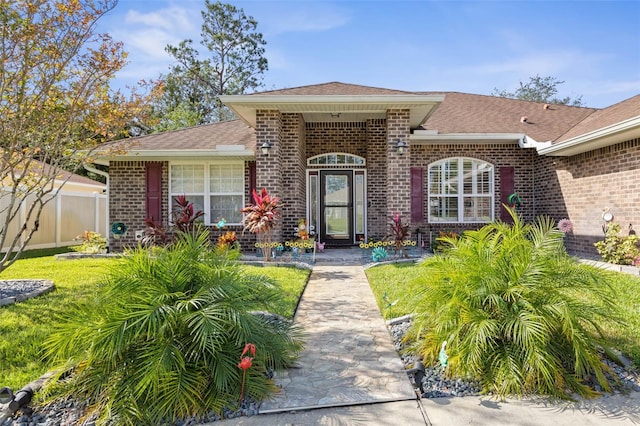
[280,113,307,241]
[535,138,640,256]
[365,119,388,240]
[255,110,283,242]
[386,109,411,232]
[109,161,168,252]
[410,143,536,247]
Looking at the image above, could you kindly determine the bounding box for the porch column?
[255,109,283,242]
[386,109,411,226]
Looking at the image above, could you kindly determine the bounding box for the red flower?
[238,356,253,370]
[241,343,256,358]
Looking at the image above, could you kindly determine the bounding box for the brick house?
[91,82,640,257]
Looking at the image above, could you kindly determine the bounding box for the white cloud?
[252,3,350,35]
[465,50,604,77]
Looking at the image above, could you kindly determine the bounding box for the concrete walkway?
[258,264,417,413]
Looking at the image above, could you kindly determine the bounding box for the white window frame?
[169,161,245,226]
[428,157,494,224]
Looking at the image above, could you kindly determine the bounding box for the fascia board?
[91,149,255,164]
[411,133,524,143]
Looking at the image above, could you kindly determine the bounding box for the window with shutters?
[170,162,244,225]
[428,158,494,223]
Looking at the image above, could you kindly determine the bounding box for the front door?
[320,170,353,246]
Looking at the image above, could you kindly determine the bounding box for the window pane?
[463,196,492,222]
[443,160,458,194]
[429,196,458,222]
[310,175,318,232]
[171,165,204,193]
[429,164,441,195]
[210,195,243,223]
[210,164,243,193]
[355,174,364,234]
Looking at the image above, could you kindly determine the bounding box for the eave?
[220,94,445,128]
[91,149,255,166]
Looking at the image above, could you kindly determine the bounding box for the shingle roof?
[556,94,640,141]
[98,119,255,152]
[255,81,413,96]
[95,83,638,154]
[419,92,596,142]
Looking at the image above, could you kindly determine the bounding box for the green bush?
[43,230,303,425]
[594,222,640,265]
[70,231,107,254]
[407,209,621,399]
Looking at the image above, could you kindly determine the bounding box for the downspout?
[83,163,109,243]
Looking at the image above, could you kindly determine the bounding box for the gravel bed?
[0,280,54,306]
[389,317,640,398]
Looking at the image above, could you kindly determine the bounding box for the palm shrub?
[407,209,621,399]
[43,230,303,425]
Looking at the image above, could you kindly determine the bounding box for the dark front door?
[320,170,353,246]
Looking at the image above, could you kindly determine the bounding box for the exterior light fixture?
[396,139,408,154]
[260,141,272,156]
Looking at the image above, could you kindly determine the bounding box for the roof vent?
[543,103,550,110]
[520,116,528,123]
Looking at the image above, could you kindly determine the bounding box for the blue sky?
[99,0,640,108]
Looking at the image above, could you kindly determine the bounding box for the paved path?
[259,264,416,413]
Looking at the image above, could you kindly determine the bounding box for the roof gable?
[254,81,414,96]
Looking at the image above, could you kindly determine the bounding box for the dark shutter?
[248,161,256,195]
[499,166,515,222]
[146,162,163,222]
[410,167,424,223]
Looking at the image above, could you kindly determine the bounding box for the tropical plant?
[142,195,205,246]
[43,230,303,425]
[431,230,459,253]
[386,213,410,258]
[70,231,107,254]
[594,222,640,265]
[406,208,621,399]
[241,188,281,261]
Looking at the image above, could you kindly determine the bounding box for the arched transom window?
[307,153,365,167]
[428,158,494,223]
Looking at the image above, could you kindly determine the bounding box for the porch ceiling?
[220,94,445,129]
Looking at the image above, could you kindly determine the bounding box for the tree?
[407,209,620,399]
[0,0,132,272]
[492,74,584,106]
[160,0,268,124]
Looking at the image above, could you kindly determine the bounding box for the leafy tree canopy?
[152,0,268,127]
[492,74,584,106]
[0,0,142,272]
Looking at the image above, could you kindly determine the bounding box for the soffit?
[220,95,445,128]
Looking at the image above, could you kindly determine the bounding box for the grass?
[0,254,310,391]
[365,261,640,368]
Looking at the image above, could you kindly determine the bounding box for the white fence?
[1,189,107,252]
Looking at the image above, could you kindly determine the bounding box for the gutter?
[411,132,551,149]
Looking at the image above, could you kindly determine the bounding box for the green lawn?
[365,261,640,368]
[0,254,309,391]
